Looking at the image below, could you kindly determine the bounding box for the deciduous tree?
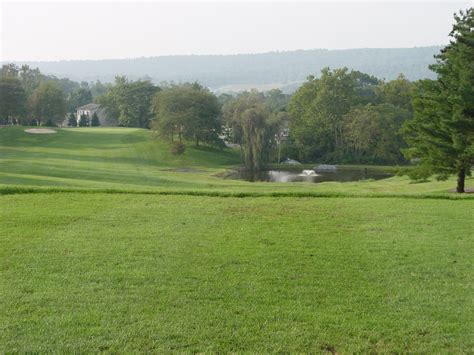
[223,91,282,171]
[153,83,221,146]
[29,81,66,126]
[67,87,92,112]
[0,76,27,125]
[99,77,158,128]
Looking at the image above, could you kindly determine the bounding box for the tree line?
[287,69,413,165]
[0,64,110,126]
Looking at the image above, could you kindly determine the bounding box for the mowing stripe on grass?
[1,185,473,200]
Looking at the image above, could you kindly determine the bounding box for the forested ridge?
[8,47,441,90]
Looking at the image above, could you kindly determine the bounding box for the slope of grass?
[1,126,472,197]
[1,193,473,352]
[1,127,473,352]
[0,127,240,189]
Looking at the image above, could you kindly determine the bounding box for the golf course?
[1,126,473,352]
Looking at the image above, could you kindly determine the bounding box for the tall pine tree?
[404,8,474,192]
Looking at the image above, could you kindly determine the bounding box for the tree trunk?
[277,142,281,163]
[456,168,465,193]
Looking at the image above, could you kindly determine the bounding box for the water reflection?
[229,168,394,183]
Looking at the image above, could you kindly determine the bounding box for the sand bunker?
[24,128,57,134]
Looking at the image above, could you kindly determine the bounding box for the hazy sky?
[1,1,473,61]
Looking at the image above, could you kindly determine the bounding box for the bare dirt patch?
[24,128,57,134]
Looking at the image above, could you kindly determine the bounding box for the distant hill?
[11,47,441,92]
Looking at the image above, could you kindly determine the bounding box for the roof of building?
[77,103,101,111]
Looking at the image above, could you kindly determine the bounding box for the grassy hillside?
[0,127,240,190]
[1,193,473,352]
[0,126,472,197]
[1,126,473,352]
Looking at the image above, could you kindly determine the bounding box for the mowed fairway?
[0,127,240,191]
[1,127,473,352]
[1,126,472,196]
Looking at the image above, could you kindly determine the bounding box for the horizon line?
[2,45,444,64]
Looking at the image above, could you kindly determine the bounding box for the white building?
[76,103,101,125]
[76,103,116,126]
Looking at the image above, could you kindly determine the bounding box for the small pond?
[227,167,394,183]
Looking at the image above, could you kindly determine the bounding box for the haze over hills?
[11,46,441,92]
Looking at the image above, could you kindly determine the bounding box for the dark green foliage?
[289,67,413,164]
[17,65,44,97]
[90,80,111,99]
[78,114,89,127]
[217,93,234,107]
[376,74,413,110]
[223,91,284,170]
[344,104,411,164]
[170,141,186,155]
[44,119,56,127]
[0,63,84,126]
[29,81,66,126]
[153,83,222,146]
[67,113,77,127]
[352,70,381,106]
[99,76,158,128]
[0,75,27,125]
[90,112,100,126]
[404,9,474,192]
[67,87,92,112]
[289,68,363,162]
[264,89,291,112]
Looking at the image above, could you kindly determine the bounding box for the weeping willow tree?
[240,107,268,171]
[223,91,282,171]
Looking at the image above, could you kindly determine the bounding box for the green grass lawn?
[1,194,473,352]
[0,126,472,196]
[1,127,473,352]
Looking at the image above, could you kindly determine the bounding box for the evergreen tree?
[79,114,89,127]
[404,8,474,192]
[67,113,77,127]
[90,112,100,126]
